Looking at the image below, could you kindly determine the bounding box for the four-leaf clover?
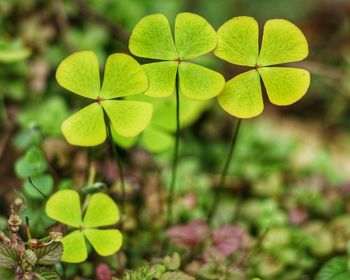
[46,190,122,263]
[214,17,310,118]
[129,12,225,100]
[56,51,153,146]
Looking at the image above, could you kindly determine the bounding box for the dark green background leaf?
[0,242,19,269]
[33,242,63,265]
[15,146,47,178]
[316,257,350,280]
[34,268,61,280]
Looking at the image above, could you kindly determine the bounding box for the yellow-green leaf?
[129,14,177,60]
[258,19,308,66]
[214,16,259,67]
[83,193,119,228]
[218,70,263,118]
[259,67,310,105]
[61,103,106,147]
[175,12,217,60]
[178,62,225,100]
[61,230,87,263]
[102,100,153,137]
[100,53,148,99]
[56,51,100,99]
[180,98,210,128]
[150,94,209,131]
[142,62,178,97]
[141,126,174,153]
[84,229,122,256]
[148,97,176,131]
[112,130,138,149]
[46,190,82,228]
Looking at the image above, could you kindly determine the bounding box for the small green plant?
[113,253,194,280]
[14,145,57,237]
[129,12,225,224]
[45,190,122,263]
[56,51,153,214]
[15,145,53,200]
[208,16,310,223]
[0,201,63,280]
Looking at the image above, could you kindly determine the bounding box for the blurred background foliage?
[1,0,350,279]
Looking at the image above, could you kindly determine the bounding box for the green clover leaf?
[129,13,225,100]
[45,190,122,263]
[56,51,153,146]
[214,17,310,118]
[15,146,47,178]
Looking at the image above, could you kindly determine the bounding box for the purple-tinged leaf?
[288,207,308,226]
[96,263,113,280]
[211,225,244,257]
[166,220,209,249]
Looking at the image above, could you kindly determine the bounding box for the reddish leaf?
[96,263,113,280]
[166,220,209,249]
[211,225,244,257]
[288,207,308,225]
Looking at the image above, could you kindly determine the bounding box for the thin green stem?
[207,118,242,224]
[27,177,49,199]
[104,115,126,217]
[241,228,269,267]
[166,71,180,227]
[81,164,95,213]
[85,147,93,184]
[25,217,32,241]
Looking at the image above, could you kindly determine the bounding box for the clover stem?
[207,118,242,224]
[27,177,49,199]
[105,116,126,218]
[166,71,180,227]
[85,147,93,183]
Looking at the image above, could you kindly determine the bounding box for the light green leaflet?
[56,51,153,146]
[46,190,122,263]
[214,17,310,118]
[129,13,225,100]
[112,94,209,153]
